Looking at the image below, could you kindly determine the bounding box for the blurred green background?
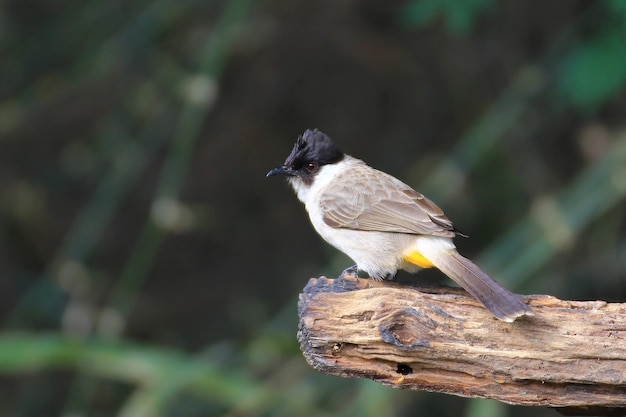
[2,0,626,416]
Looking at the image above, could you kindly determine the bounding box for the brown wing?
[320,164,459,237]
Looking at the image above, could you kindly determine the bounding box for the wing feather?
[320,164,458,237]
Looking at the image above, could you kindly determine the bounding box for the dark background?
[1,0,626,415]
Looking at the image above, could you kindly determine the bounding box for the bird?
[267,129,532,322]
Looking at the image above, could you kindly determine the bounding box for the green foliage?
[607,0,626,19]
[400,0,495,35]
[465,398,506,417]
[558,28,626,109]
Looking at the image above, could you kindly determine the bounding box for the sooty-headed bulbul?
[267,129,532,322]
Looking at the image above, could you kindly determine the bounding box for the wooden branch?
[297,276,626,416]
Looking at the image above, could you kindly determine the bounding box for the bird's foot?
[383,272,397,281]
[339,265,359,279]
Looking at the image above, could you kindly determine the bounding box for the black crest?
[284,129,344,170]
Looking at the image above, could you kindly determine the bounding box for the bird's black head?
[266,129,344,184]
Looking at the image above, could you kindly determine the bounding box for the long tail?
[411,244,532,322]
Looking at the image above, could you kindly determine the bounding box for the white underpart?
[289,156,456,280]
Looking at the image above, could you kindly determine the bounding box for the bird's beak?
[266,165,292,177]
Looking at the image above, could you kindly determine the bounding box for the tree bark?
[297,276,626,416]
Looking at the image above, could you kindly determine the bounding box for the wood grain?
[297,276,626,415]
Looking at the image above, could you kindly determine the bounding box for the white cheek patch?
[290,163,343,204]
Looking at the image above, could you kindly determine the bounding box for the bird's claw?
[339,265,359,279]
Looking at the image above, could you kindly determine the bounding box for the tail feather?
[421,249,532,322]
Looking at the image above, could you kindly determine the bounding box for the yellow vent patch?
[403,250,434,268]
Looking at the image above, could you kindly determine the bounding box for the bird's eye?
[306,162,319,173]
